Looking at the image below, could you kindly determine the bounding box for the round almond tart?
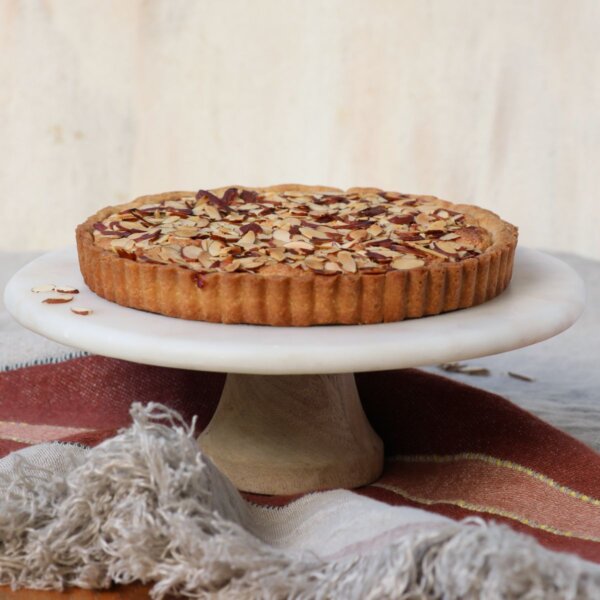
[76,184,518,326]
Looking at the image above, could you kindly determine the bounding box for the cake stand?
[4,247,585,495]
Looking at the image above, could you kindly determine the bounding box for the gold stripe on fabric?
[389,453,600,506]
[0,420,92,444]
[372,482,600,543]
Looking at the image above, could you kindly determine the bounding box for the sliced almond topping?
[96,189,477,276]
[237,230,256,248]
[119,221,147,232]
[205,205,222,221]
[55,286,80,294]
[182,245,203,260]
[390,258,425,270]
[348,229,369,241]
[324,261,342,272]
[273,229,291,243]
[198,251,215,268]
[174,226,199,238]
[415,213,430,227]
[284,241,314,251]
[299,226,329,240]
[337,251,357,273]
[159,246,182,262]
[238,257,267,269]
[31,284,56,293]
[43,295,74,304]
[367,224,383,237]
[71,307,93,316]
[308,203,329,213]
[369,247,401,258]
[427,220,447,231]
[268,247,286,261]
[405,242,447,259]
[304,255,324,270]
[208,241,224,257]
[316,225,339,234]
[223,259,241,272]
[435,241,459,254]
[111,238,135,252]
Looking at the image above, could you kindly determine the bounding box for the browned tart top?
[90,186,510,276]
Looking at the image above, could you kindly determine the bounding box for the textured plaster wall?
[1,0,598,258]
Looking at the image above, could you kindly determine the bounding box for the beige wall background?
[1,0,598,258]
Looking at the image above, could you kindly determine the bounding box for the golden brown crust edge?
[76,187,518,326]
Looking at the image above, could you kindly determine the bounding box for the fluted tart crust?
[76,185,518,326]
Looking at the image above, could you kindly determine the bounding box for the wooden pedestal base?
[198,373,384,495]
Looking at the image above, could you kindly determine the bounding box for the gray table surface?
[2,249,599,450]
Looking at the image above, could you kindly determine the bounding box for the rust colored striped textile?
[1,356,599,563]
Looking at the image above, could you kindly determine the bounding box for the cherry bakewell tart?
[76,185,518,326]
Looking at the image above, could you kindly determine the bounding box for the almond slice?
[324,261,342,272]
[284,241,314,251]
[205,205,222,221]
[426,220,447,231]
[237,230,256,248]
[337,251,357,273]
[404,242,447,259]
[435,241,459,254]
[237,257,267,269]
[414,213,431,227]
[43,295,74,304]
[198,251,215,268]
[111,238,136,251]
[300,226,329,240]
[440,233,460,241]
[119,221,147,232]
[173,226,199,238]
[208,241,224,257]
[182,245,203,260]
[223,259,242,272]
[268,247,286,261]
[31,284,56,293]
[303,255,325,270]
[273,229,291,243]
[71,307,93,316]
[390,258,425,270]
[55,286,80,294]
[367,224,383,237]
[159,247,183,262]
[348,229,369,241]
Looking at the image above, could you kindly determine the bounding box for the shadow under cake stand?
[4,247,585,495]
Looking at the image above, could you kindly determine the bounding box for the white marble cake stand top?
[4,247,585,375]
